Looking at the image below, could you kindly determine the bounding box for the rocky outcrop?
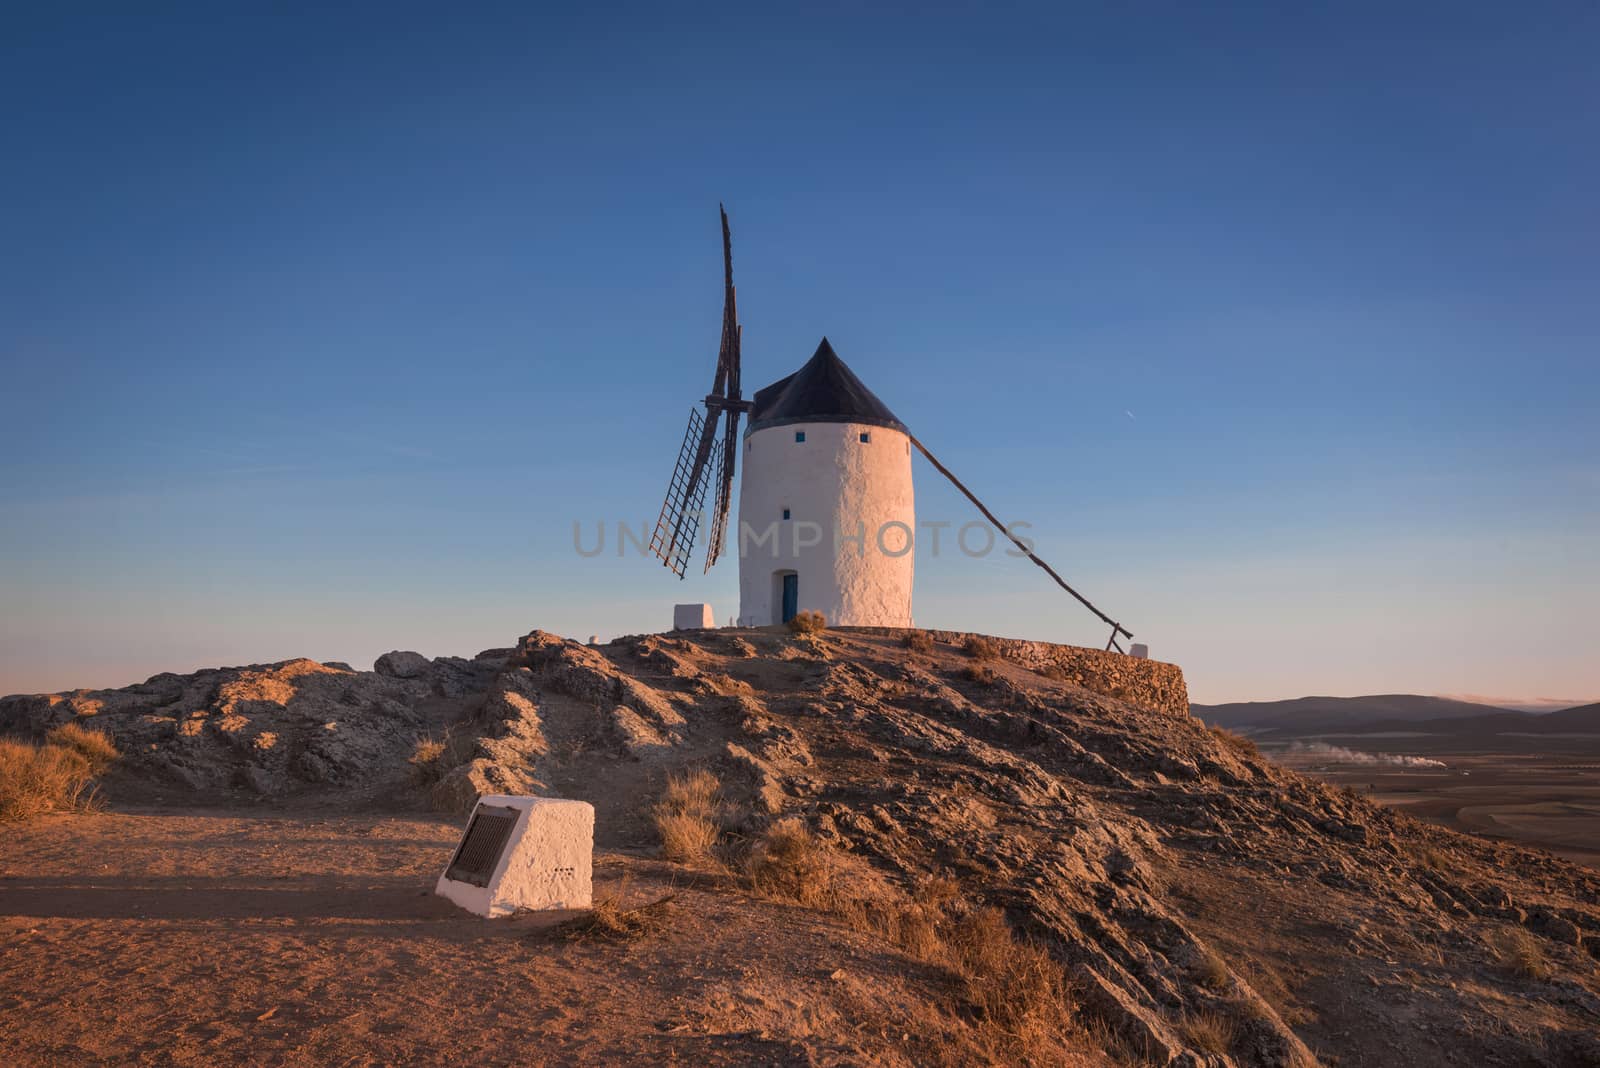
[431,667,550,812]
[6,625,1597,1067]
[851,626,1191,717]
[0,654,501,798]
[374,650,432,678]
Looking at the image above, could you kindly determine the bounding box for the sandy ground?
[0,809,1042,1068]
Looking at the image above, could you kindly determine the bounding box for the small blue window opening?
[794,430,806,443]
[782,508,791,520]
[859,431,870,443]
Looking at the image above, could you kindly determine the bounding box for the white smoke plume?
[1278,742,1446,769]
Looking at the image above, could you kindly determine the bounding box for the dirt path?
[0,809,1035,1068]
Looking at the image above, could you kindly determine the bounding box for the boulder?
[374,650,431,678]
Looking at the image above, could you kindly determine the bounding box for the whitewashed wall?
[737,420,914,627]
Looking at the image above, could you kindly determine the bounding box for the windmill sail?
[649,408,719,578]
[648,206,748,579]
[703,409,736,572]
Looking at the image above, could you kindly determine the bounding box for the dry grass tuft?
[901,630,935,653]
[0,739,98,822]
[944,907,1074,1043]
[963,635,1000,661]
[961,663,997,685]
[912,872,962,910]
[408,735,449,784]
[1414,845,1450,873]
[745,818,842,907]
[1236,957,1314,1027]
[787,610,827,635]
[556,889,676,942]
[743,823,1075,1060]
[1490,927,1551,981]
[652,769,723,865]
[656,811,719,864]
[1084,1017,1164,1067]
[1207,724,1259,759]
[46,722,120,772]
[1179,1010,1236,1055]
[1191,946,1231,992]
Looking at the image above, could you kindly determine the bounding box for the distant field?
[1263,741,1600,870]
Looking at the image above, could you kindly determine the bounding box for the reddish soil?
[0,809,1094,1067]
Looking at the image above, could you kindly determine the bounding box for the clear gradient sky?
[2,3,1596,704]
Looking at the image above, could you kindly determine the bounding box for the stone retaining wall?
[847,627,1190,719]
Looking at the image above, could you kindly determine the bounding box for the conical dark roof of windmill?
[747,338,907,434]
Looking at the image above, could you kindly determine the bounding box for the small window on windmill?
[860,431,870,443]
[782,508,791,520]
[794,430,805,442]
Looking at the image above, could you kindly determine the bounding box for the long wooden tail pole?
[908,435,1133,645]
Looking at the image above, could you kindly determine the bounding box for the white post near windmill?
[735,338,914,627]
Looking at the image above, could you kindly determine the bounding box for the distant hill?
[1548,701,1600,728]
[1191,694,1523,731]
[1348,699,1600,739]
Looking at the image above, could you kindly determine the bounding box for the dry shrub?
[1180,1010,1236,1055]
[1228,992,1272,1022]
[963,635,1000,661]
[410,730,479,787]
[1237,957,1314,1027]
[788,610,827,635]
[745,818,842,907]
[912,872,962,910]
[961,663,997,685]
[1191,946,1231,991]
[1414,845,1450,873]
[895,907,945,961]
[1084,1017,1163,1067]
[1490,928,1551,981]
[944,907,1073,1042]
[46,723,120,772]
[0,739,97,822]
[656,811,719,864]
[557,888,676,942]
[746,823,1074,1060]
[652,769,722,865]
[1207,725,1259,759]
[901,630,935,653]
[838,897,941,959]
[409,735,449,784]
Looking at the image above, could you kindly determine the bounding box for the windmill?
[648,205,751,578]
[650,207,1135,653]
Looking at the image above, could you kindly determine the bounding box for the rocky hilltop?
[4,627,1598,1066]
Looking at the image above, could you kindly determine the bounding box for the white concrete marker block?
[435,795,593,918]
[673,603,716,630]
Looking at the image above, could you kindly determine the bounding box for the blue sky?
[2,3,1595,703]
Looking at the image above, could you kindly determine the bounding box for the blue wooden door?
[781,573,798,623]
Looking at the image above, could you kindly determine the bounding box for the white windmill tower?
[735,338,914,626]
[649,208,1136,651]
